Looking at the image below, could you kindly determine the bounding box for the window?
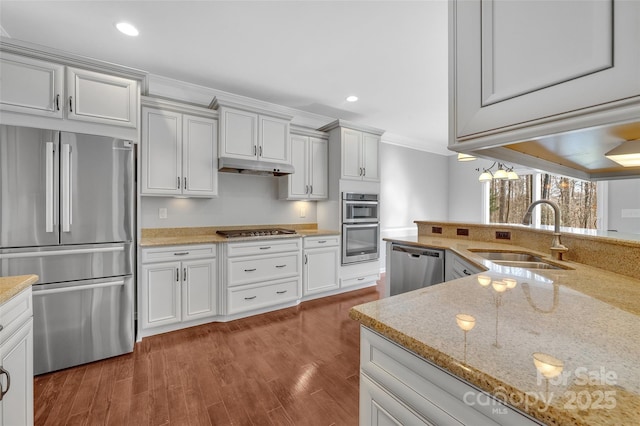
[487,173,598,229]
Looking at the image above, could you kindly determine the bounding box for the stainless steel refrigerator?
[0,125,135,375]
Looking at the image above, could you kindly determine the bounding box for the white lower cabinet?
[225,238,301,315]
[359,327,540,426]
[141,245,217,332]
[445,251,485,281]
[303,236,339,296]
[0,287,33,426]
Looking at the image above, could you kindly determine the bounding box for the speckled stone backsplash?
[416,221,640,280]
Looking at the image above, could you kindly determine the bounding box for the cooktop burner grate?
[216,228,297,238]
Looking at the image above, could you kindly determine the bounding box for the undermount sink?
[470,250,571,270]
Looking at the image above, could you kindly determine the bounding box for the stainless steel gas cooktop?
[216,228,297,238]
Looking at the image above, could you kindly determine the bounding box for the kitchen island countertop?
[350,235,640,426]
[0,274,38,304]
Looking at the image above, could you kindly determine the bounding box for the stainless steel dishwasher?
[390,244,445,296]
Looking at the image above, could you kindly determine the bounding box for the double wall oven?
[342,193,380,265]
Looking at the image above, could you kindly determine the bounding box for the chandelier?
[476,162,519,182]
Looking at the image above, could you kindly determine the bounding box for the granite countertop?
[0,274,38,304]
[139,226,340,247]
[350,235,640,426]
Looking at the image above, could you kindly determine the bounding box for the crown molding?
[381,132,452,157]
[146,73,335,129]
[141,96,218,118]
[0,36,147,81]
[318,119,385,136]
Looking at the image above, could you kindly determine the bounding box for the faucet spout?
[522,200,569,260]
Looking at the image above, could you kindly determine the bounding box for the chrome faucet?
[522,200,569,261]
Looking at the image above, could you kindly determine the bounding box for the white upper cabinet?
[213,99,292,165]
[452,0,640,140]
[219,107,258,159]
[0,53,64,118]
[342,129,362,179]
[66,67,137,128]
[341,128,380,182]
[141,99,218,198]
[0,52,139,129]
[279,128,328,200]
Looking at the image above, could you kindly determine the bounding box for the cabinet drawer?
[227,238,300,257]
[227,253,300,287]
[0,287,33,346]
[227,278,300,315]
[142,244,216,263]
[303,235,340,249]
[361,327,540,426]
[341,272,379,288]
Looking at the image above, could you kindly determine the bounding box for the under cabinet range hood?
[218,157,295,176]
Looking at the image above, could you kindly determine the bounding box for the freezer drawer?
[0,243,132,285]
[32,276,134,375]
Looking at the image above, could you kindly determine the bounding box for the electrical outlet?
[300,207,306,218]
[496,231,511,240]
[432,226,443,234]
[159,208,168,219]
[457,228,469,236]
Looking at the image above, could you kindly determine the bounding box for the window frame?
[481,172,608,230]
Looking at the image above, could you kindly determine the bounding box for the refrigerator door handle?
[33,279,125,296]
[45,142,55,233]
[61,144,72,232]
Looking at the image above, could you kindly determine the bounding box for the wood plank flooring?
[34,282,382,426]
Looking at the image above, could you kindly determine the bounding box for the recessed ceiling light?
[116,22,139,37]
[346,95,358,102]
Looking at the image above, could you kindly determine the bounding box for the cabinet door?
[219,107,258,160]
[309,137,328,199]
[342,128,363,179]
[259,115,290,163]
[66,67,137,127]
[360,375,433,426]
[304,248,339,295]
[0,319,34,426]
[182,259,217,321]
[454,0,640,138]
[141,262,182,329]
[289,135,309,198]
[362,133,380,182]
[0,53,64,118]
[141,107,182,195]
[182,114,218,197]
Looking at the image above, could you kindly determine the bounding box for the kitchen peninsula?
[350,222,640,425]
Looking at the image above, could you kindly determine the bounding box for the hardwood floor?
[34,282,382,426]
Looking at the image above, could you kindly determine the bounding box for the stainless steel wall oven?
[342,193,380,265]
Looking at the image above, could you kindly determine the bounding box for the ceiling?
[0,0,452,155]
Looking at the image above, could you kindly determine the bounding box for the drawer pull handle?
[0,325,3,332]
[259,246,271,250]
[463,269,472,276]
[318,240,327,244]
[276,290,287,294]
[244,296,257,300]
[244,268,257,272]
[0,366,11,401]
[174,252,189,256]
[275,264,287,268]
[357,277,365,281]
